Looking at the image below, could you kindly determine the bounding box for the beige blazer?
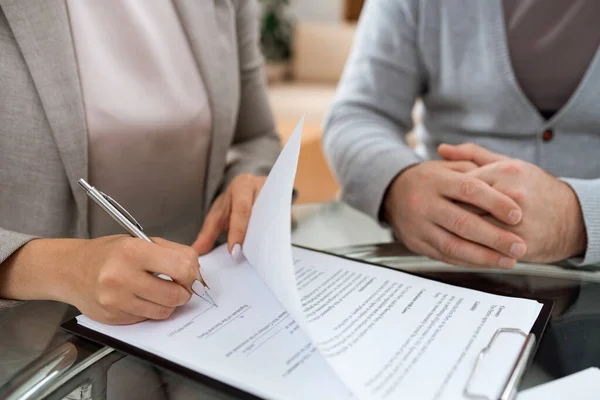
[0,0,281,274]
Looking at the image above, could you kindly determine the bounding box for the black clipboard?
[62,245,554,400]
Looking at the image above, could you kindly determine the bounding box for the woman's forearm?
[0,238,83,302]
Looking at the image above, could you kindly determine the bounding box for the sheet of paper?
[517,367,600,400]
[289,247,543,400]
[228,117,545,399]
[77,245,354,400]
[242,116,305,320]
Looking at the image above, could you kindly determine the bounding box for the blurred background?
[258,0,418,205]
[258,0,365,205]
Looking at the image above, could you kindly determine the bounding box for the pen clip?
[100,191,144,231]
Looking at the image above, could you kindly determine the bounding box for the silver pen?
[77,178,216,307]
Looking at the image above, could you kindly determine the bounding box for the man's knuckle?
[500,160,524,175]
[507,189,526,203]
[452,213,471,234]
[459,178,479,199]
[492,233,510,252]
[440,238,459,257]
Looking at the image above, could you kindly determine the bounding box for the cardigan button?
[543,130,553,142]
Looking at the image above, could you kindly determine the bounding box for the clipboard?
[463,328,536,400]
[62,246,554,400]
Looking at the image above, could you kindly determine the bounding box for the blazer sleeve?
[0,228,37,265]
[221,0,281,190]
[322,0,425,220]
[0,228,38,308]
[561,178,600,266]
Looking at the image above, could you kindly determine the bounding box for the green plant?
[259,0,294,63]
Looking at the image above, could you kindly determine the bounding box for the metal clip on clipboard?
[464,328,536,400]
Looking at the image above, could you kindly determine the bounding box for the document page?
[242,117,304,320]
[77,245,354,400]
[290,247,543,400]
[228,117,545,399]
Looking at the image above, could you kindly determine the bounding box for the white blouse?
[66,0,213,244]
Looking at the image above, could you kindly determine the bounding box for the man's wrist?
[561,182,587,259]
[380,163,420,224]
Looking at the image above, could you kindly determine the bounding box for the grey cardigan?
[323,0,600,266]
[0,0,280,308]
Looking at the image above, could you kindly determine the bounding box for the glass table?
[0,202,598,399]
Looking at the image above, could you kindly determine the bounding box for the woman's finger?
[227,182,256,255]
[100,308,146,326]
[133,240,199,290]
[130,271,192,308]
[123,295,177,320]
[192,196,226,254]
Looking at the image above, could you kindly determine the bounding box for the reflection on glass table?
[0,202,599,399]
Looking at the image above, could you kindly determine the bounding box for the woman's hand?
[192,174,266,258]
[72,236,201,324]
[1,235,201,325]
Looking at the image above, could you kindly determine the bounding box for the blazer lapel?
[173,0,238,214]
[1,0,89,236]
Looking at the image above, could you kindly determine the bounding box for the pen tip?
[205,292,217,308]
[192,280,217,307]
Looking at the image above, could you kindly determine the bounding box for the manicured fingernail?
[498,257,515,269]
[508,209,522,224]
[231,244,242,262]
[510,243,526,258]
[192,280,206,295]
